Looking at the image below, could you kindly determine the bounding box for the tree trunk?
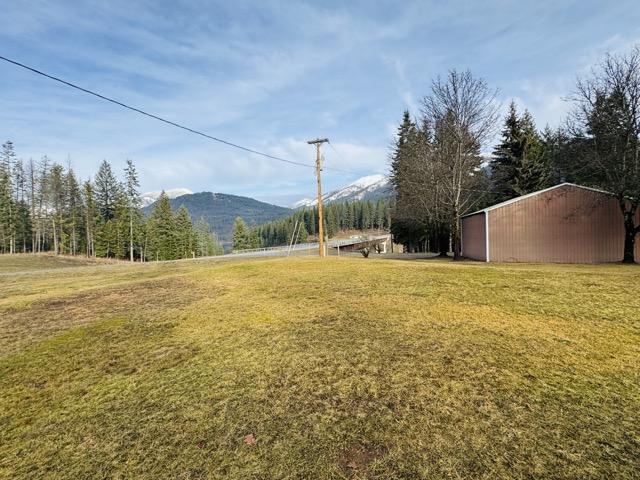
[451,217,462,261]
[437,226,448,257]
[129,215,134,262]
[622,208,637,263]
[52,217,58,254]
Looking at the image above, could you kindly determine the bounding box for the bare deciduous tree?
[571,46,640,263]
[420,70,499,260]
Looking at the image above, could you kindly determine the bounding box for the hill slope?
[143,192,292,241]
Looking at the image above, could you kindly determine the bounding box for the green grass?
[1,255,639,479]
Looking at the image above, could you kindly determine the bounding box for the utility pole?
[307,138,329,257]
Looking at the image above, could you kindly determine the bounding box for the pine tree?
[47,164,65,254]
[33,156,50,253]
[94,160,119,221]
[147,192,176,261]
[0,141,16,253]
[174,205,194,258]
[389,111,432,251]
[194,218,223,256]
[13,158,31,252]
[123,159,141,261]
[65,167,82,255]
[232,217,250,251]
[249,227,261,249]
[491,101,522,201]
[83,181,97,257]
[491,102,549,201]
[513,110,548,194]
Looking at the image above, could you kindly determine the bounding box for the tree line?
[390,45,640,262]
[231,198,391,250]
[0,148,223,259]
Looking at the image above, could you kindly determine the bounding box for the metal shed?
[460,183,640,263]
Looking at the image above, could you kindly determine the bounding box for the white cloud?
[2,0,639,201]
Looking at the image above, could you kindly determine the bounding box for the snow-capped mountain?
[293,174,391,208]
[292,197,315,209]
[140,188,193,207]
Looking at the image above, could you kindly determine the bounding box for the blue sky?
[1,1,639,206]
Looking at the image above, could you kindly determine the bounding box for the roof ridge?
[461,183,614,218]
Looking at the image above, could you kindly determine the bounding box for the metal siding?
[460,212,486,261]
[489,185,626,263]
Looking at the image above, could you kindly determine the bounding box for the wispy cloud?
[1,0,639,202]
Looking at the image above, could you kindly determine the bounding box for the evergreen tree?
[513,110,548,194]
[83,181,97,257]
[47,163,65,254]
[249,227,261,249]
[232,217,250,251]
[491,102,549,201]
[65,167,82,255]
[94,160,119,221]
[174,205,194,258]
[194,217,223,256]
[491,102,521,201]
[388,111,435,252]
[123,159,142,261]
[0,144,217,261]
[0,141,16,253]
[147,192,176,261]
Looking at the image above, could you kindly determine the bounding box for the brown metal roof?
[461,183,616,218]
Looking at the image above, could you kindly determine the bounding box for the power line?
[0,55,314,168]
[325,141,360,175]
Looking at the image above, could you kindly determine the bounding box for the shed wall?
[460,212,486,261]
[488,185,633,263]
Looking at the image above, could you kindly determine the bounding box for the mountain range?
[141,175,393,241]
[292,174,391,208]
[142,192,292,242]
[140,188,193,208]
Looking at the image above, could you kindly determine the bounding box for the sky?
[1,1,639,206]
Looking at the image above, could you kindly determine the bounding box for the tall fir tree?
[174,205,194,258]
[232,217,250,251]
[123,159,142,261]
[94,160,119,221]
[491,101,523,201]
[0,141,16,253]
[491,102,549,202]
[65,167,82,255]
[147,192,176,261]
[83,181,97,257]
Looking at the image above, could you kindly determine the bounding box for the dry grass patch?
[0,255,638,479]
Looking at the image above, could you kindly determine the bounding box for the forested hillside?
[233,198,391,249]
[143,192,292,241]
[0,142,223,260]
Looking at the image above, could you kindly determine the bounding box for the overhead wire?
[0,55,379,178]
[0,55,315,168]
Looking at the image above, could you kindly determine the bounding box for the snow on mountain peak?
[292,174,390,208]
[292,197,315,208]
[348,174,386,189]
[140,188,193,207]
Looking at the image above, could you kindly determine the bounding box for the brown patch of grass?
[0,253,113,273]
[0,277,213,355]
[0,255,639,479]
[340,444,387,478]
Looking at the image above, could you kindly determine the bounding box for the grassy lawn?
[1,255,639,479]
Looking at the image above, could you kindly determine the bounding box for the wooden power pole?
[307,138,329,257]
